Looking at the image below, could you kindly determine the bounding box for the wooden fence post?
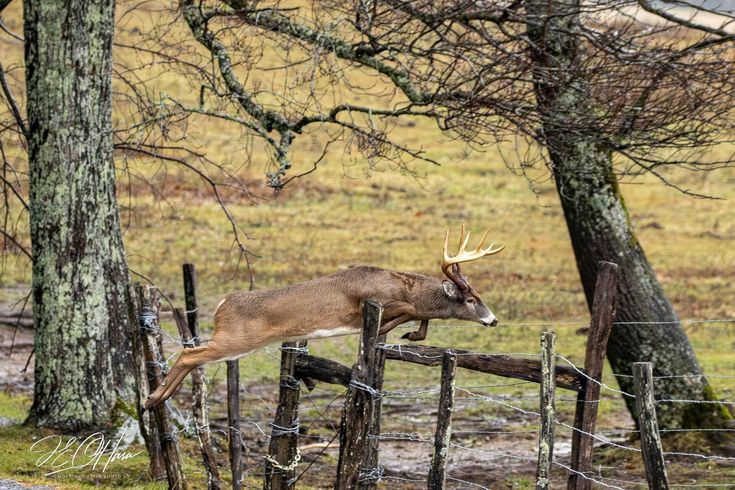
[335,300,384,489]
[536,332,556,490]
[136,284,188,490]
[182,263,199,336]
[132,286,166,482]
[143,409,167,481]
[359,329,387,490]
[228,360,243,490]
[173,308,222,489]
[568,261,618,490]
[633,363,670,490]
[428,351,458,490]
[264,340,307,490]
[180,264,222,489]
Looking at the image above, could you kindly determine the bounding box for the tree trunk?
[524,0,730,429]
[24,0,138,432]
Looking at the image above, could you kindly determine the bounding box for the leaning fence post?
[264,340,307,490]
[568,261,618,490]
[182,263,222,484]
[136,284,188,490]
[428,351,458,490]
[182,263,199,337]
[335,300,384,489]
[536,332,556,490]
[181,264,221,489]
[633,362,670,490]
[173,308,222,489]
[227,360,243,490]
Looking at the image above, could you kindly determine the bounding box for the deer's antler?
[442,225,504,292]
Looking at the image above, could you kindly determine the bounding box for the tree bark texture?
[24,0,137,431]
[524,0,727,429]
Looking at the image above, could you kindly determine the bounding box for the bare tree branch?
[0,63,28,139]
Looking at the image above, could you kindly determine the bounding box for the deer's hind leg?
[143,331,274,409]
[143,345,213,409]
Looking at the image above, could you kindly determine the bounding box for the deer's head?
[440,226,504,327]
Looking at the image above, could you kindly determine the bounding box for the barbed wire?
[445,475,491,489]
[656,399,735,406]
[146,313,735,349]
[614,373,735,379]
[140,308,735,489]
[432,318,735,328]
[161,374,735,489]
[379,343,542,359]
[555,353,637,397]
[600,427,735,435]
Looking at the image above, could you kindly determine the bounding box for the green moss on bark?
[24,0,138,433]
[682,384,734,429]
[525,0,729,431]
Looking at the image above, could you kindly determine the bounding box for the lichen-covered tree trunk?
[24,0,138,432]
[524,0,730,429]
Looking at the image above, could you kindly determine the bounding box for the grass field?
[1,1,735,488]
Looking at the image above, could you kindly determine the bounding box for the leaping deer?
[143,227,504,409]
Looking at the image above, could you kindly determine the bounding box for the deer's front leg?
[401,319,429,342]
[379,314,413,335]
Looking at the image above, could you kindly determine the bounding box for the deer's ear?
[442,280,460,300]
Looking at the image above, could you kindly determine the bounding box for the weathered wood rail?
[295,345,584,392]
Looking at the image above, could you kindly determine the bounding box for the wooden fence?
[135,261,675,489]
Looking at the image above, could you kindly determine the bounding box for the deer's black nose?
[489,318,498,327]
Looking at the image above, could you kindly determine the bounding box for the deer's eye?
[467,297,475,304]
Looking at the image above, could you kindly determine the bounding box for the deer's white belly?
[300,326,361,340]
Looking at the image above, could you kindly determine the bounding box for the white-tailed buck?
[143,227,504,409]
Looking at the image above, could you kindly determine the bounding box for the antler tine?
[459,230,471,255]
[476,229,489,252]
[442,226,504,293]
[485,243,505,255]
[442,226,505,270]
